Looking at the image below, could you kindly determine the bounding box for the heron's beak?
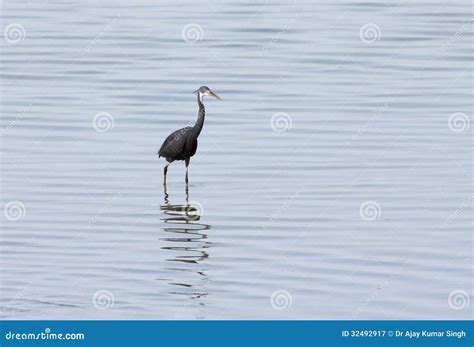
[209,91,221,100]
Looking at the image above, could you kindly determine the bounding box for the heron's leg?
[185,183,189,204]
[185,158,190,184]
[163,163,169,186]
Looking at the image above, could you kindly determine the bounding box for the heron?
[158,86,221,185]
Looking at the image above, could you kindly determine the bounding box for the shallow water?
[1,0,472,319]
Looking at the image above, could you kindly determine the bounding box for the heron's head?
[194,86,221,101]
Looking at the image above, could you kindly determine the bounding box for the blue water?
[1,0,472,319]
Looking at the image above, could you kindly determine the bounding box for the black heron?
[158,86,221,185]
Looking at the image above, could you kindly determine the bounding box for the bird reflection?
[160,183,211,314]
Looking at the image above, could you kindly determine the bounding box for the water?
[1,0,472,320]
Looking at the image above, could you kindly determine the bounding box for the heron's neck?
[193,94,205,136]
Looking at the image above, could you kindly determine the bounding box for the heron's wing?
[158,126,192,158]
[188,138,198,157]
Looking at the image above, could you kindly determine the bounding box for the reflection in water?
[160,184,211,315]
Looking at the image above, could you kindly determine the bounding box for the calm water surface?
[1,0,472,319]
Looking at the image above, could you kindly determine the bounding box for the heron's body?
[158,86,220,184]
